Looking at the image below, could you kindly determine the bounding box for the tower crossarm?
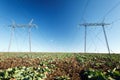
[79,23,110,27]
[8,24,37,28]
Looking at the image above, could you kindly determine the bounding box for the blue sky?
[0,0,120,53]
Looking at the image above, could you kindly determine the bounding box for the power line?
[95,19,119,54]
[87,30,98,53]
[111,18,120,24]
[103,1,120,20]
[87,27,107,53]
[80,0,90,22]
[78,0,120,54]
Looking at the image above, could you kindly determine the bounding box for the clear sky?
[0,0,120,53]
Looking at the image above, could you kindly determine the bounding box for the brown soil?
[0,58,41,69]
[46,57,83,80]
[0,57,118,80]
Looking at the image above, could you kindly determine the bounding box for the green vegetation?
[0,52,120,80]
[0,66,50,80]
[55,75,70,80]
[84,68,120,80]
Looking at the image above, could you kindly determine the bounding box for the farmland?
[0,52,120,80]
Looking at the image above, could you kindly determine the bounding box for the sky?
[0,0,120,53]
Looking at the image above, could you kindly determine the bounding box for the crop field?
[0,52,120,80]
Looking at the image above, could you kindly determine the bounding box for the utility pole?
[8,20,16,52]
[79,23,110,54]
[27,19,37,52]
[84,25,87,53]
[8,26,15,52]
[28,28,31,52]
[102,24,110,54]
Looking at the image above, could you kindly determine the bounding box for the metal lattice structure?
[8,19,37,52]
[79,22,111,55]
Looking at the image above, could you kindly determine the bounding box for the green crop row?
[84,68,120,80]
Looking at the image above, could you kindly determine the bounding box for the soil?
[0,57,118,80]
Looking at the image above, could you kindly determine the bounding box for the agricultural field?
[0,52,120,80]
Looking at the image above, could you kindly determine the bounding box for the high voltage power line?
[79,0,120,54]
[80,0,90,23]
[0,0,120,53]
[103,1,120,20]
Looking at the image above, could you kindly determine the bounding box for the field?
[0,52,120,80]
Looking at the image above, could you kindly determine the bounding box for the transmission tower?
[79,22,111,55]
[8,19,37,52]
